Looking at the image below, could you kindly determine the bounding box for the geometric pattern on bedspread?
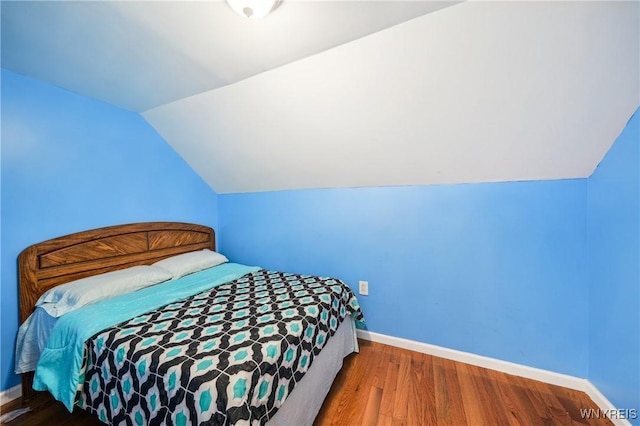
[77,269,364,425]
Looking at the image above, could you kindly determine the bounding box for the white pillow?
[36,265,173,317]
[153,249,228,279]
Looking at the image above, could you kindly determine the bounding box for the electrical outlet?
[358,280,369,296]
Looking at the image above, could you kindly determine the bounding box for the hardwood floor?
[314,340,612,426]
[0,391,100,426]
[1,339,612,426]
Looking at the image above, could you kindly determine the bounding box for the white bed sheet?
[15,307,57,374]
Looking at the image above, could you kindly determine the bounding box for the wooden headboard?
[17,221,215,402]
[18,222,215,325]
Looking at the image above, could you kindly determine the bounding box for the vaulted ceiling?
[2,1,638,193]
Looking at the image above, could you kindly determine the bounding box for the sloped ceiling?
[3,1,639,194]
[2,0,457,112]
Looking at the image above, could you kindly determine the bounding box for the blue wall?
[219,180,588,377]
[0,69,219,390]
[2,65,637,418]
[587,108,639,418]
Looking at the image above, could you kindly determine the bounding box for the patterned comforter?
[76,269,364,425]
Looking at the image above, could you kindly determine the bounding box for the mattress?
[267,317,357,426]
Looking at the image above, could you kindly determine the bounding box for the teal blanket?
[33,263,260,411]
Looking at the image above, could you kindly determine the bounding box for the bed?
[17,222,364,425]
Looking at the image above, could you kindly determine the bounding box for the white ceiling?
[1,0,457,112]
[3,1,639,194]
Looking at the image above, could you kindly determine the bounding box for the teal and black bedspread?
[76,268,364,425]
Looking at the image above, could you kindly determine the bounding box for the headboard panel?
[18,222,215,324]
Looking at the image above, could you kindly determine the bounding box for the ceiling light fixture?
[225,0,281,19]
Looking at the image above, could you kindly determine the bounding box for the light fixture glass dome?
[225,0,281,19]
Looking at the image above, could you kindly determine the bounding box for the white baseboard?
[0,385,21,409]
[357,329,634,426]
[356,329,586,390]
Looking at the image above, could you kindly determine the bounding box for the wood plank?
[407,351,435,426]
[362,387,383,426]
[391,351,411,424]
[434,356,467,426]
[456,361,491,425]
[378,347,399,419]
